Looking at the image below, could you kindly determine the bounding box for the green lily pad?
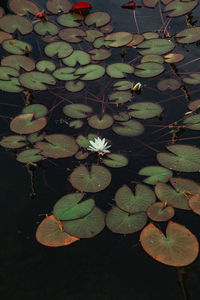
[88,114,113,129]
[102,154,128,168]
[0,66,19,80]
[128,102,163,119]
[155,177,200,210]
[46,0,72,14]
[138,166,173,185]
[36,60,56,72]
[188,193,200,216]
[112,120,144,136]
[74,64,105,80]
[137,38,175,55]
[183,73,200,85]
[34,21,59,36]
[113,112,129,122]
[176,27,200,44]
[53,193,95,221]
[59,28,86,43]
[1,55,35,71]
[134,62,164,78]
[2,39,32,55]
[53,67,79,81]
[188,99,200,111]
[147,202,175,222]
[143,31,159,39]
[68,120,83,129]
[104,32,133,47]
[0,15,33,34]
[75,150,88,160]
[113,80,132,91]
[0,7,4,18]
[0,31,13,43]
[65,80,84,92]
[164,0,198,17]
[157,78,181,91]
[10,113,47,134]
[28,132,46,143]
[109,91,132,104]
[62,50,90,67]
[36,215,79,247]
[0,77,22,92]
[140,221,199,266]
[22,104,48,119]
[62,206,105,238]
[85,11,111,27]
[93,37,111,48]
[115,184,156,214]
[44,41,73,58]
[69,164,112,193]
[106,206,147,234]
[76,134,98,148]
[128,34,144,46]
[17,148,43,163]
[34,134,78,158]
[100,24,113,34]
[106,63,134,78]
[63,104,93,118]
[0,135,27,149]
[157,144,200,172]
[88,49,111,61]
[57,13,83,27]
[19,71,56,90]
[84,29,103,42]
[183,114,200,130]
[141,54,164,64]
[8,0,40,16]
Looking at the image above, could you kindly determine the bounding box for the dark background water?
[1,0,200,299]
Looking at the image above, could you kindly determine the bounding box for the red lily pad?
[36,215,79,247]
[188,193,200,215]
[147,202,175,222]
[10,113,47,134]
[140,221,199,266]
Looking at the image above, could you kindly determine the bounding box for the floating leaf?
[109,91,132,104]
[164,52,184,63]
[59,28,86,43]
[112,120,144,136]
[2,39,32,55]
[157,78,181,91]
[0,135,27,149]
[57,13,83,27]
[113,80,132,91]
[76,134,98,148]
[137,38,175,55]
[62,207,105,238]
[183,73,200,85]
[44,41,73,58]
[65,80,84,92]
[88,49,111,61]
[10,113,47,134]
[155,177,200,210]
[128,34,144,46]
[93,37,111,48]
[157,144,200,172]
[138,166,172,185]
[143,0,158,8]
[0,66,19,80]
[34,21,59,36]
[143,32,159,39]
[46,0,72,14]
[1,55,35,71]
[36,60,56,72]
[84,29,103,42]
[0,31,13,44]
[188,193,200,216]
[100,24,114,34]
[176,27,200,44]
[134,62,164,78]
[164,0,198,17]
[36,215,79,247]
[69,164,112,193]
[113,112,129,122]
[35,134,78,158]
[85,11,111,27]
[22,104,48,119]
[74,64,105,80]
[8,0,40,16]
[141,54,164,64]
[0,15,33,34]
[19,71,56,90]
[17,148,43,163]
[140,221,199,266]
[128,102,163,119]
[63,104,93,118]
[68,120,83,129]
[115,184,156,214]
[88,114,113,129]
[102,154,128,168]
[75,150,88,160]
[28,132,46,143]
[62,50,90,66]
[183,114,200,130]
[188,99,200,111]
[53,67,79,81]
[53,193,95,221]
[106,63,134,78]
[104,32,133,47]
[147,202,175,222]
[0,77,22,92]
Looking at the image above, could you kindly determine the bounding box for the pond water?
[1,0,200,299]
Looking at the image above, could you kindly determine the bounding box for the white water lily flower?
[87,137,111,155]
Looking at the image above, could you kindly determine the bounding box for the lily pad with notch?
[1,55,35,71]
[63,104,93,119]
[85,11,111,27]
[128,102,163,119]
[134,62,164,78]
[53,67,79,81]
[0,135,27,149]
[44,41,73,59]
[2,39,32,55]
[109,91,132,104]
[46,0,72,14]
[88,49,111,61]
[59,28,86,43]
[138,166,172,185]
[188,193,200,216]
[62,50,90,67]
[19,71,56,90]
[0,15,33,34]
[8,0,40,16]
[104,32,133,47]
[65,80,84,92]
[36,60,56,72]
[10,113,47,134]
[102,154,128,168]
[22,104,48,119]
[74,64,105,81]
[147,202,175,222]
[57,13,83,27]
[34,21,59,36]
[112,120,144,136]
[183,114,200,130]
[88,114,113,129]
[137,38,175,55]
[164,0,198,17]
[106,63,134,79]
[17,148,43,163]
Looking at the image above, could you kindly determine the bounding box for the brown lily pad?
[10,113,47,134]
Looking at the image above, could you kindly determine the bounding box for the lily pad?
[53,67,79,81]
[176,27,200,44]
[188,99,200,111]
[88,114,113,129]
[75,150,88,160]
[0,135,27,149]
[141,54,164,64]
[137,38,175,55]
[164,53,184,63]
[104,32,133,47]
[34,134,78,158]
[63,104,93,118]
[155,177,200,210]
[8,0,40,16]
[34,21,59,36]
[76,134,98,148]
[74,64,105,81]
[88,49,111,61]
[106,206,147,234]
[22,104,48,119]
[68,120,83,129]
[0,77,22,92]
[157,144,200,172]
[138,166,172,185]
[183,114,200,130]
[28,132,46,143]
[17,148,43,163]
[1,55,35,71]
[44,41,73,58]
[113,80,132,91]
[143,32,159,39]
[62,206,105,238]
[46,0,72,14]
[65,80,84,92]
[140,221,199,266]
[0,15,33,34]
[0,66,19,80]
[0,31,13,43]
[36,60,56,72]
[102,154,128,168]
[84,29,103,42]
[188,193,200,216]
[69,164,112,193]
[2,39,32,55]
[147,202,175,222]
[157,78,181,91]
[113,112,129,122]
[128,102,163,119]
[53,193,95,221]
[134,62,164,78]
[183,73,200,85]
[19,71,56,90]
[109,91,132,104]
[115,184,156,214]
[85,11,111,27]
[106,63,134,78]
[59,28,86,43]
[57,13,83,27]
[164,0,198,17]
[93,37,111,48]
[10,113,47,134]
[112,120,144,136]
[62,50,90,66]
[36,215,79,247]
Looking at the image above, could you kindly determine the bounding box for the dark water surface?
[1,0,200,299]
